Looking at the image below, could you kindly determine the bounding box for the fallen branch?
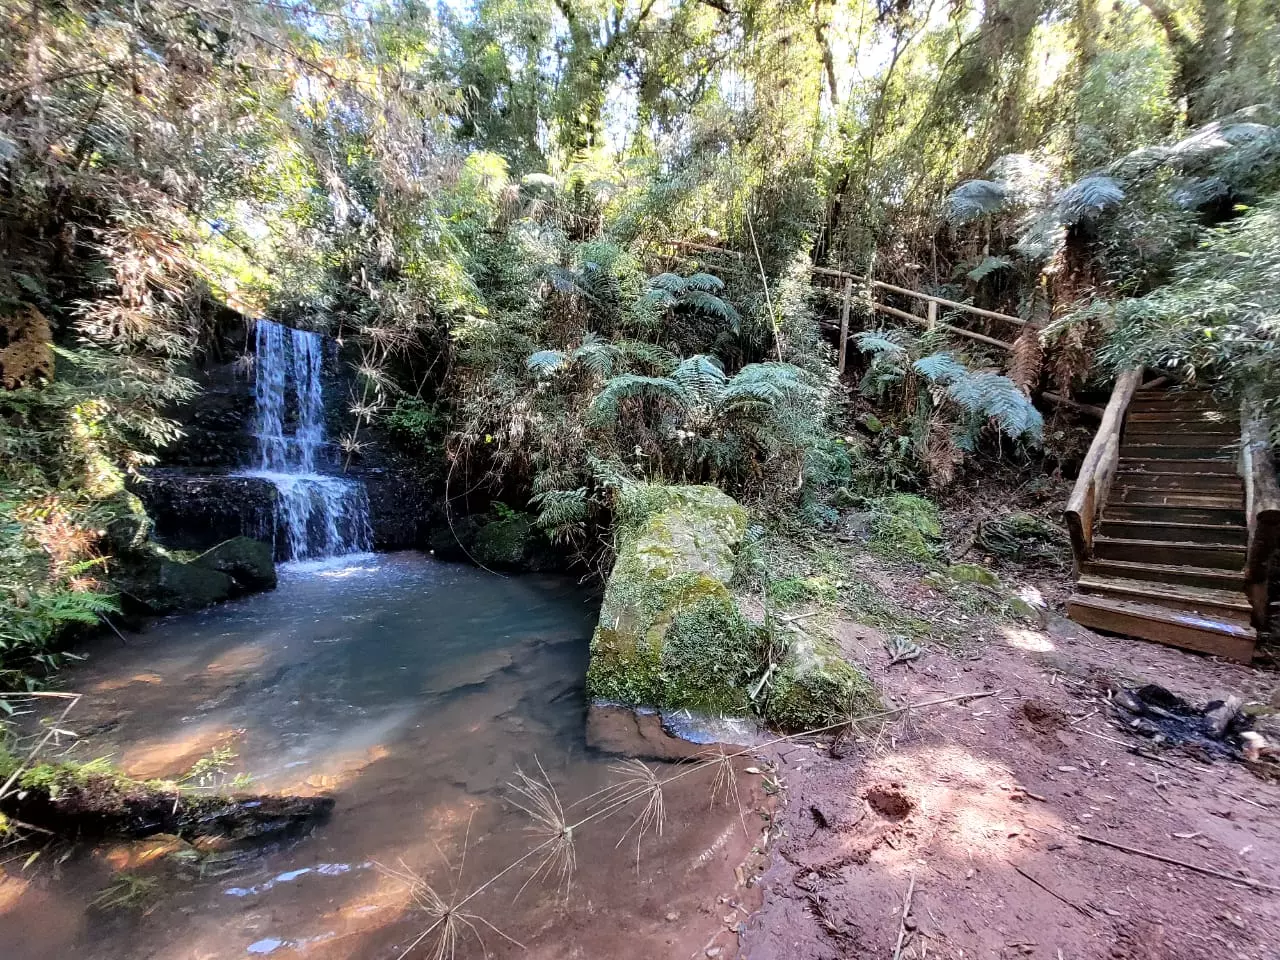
[891,870,916,960]
[1012,864,1094,918]
[1077,833,1280,893]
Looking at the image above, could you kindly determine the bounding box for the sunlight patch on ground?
[862,743,1066,866]
[1001,625,1055,653]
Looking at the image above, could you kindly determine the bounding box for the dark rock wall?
[141,314,441,554]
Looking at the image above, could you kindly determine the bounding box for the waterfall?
[242,319,373,562]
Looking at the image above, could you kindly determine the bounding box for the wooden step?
[1114,469,1242,487]
[1120,443,1232,460]
[1104,503,1246,525]
[1076,574,1252,619]
[1080,559,1244,592]
[1126,410,1237,424]
[1066,593,1254,662]
[1114,489,1243,510]
[1092,536,1246,569]
[1098,519,1246,546]
[1122,430,1239,447]
[1117,458,1237,476]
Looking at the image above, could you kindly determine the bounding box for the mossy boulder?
[192,537,277,593]
[472,511,537,568]
[109,544,236,616]
[428,509,558,571]
[587,485,757,715]
[767,633,877,732]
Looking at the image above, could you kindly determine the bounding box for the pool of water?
[1,553,763,959]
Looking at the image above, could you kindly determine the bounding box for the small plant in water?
[89,873,160,912]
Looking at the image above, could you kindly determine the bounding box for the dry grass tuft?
[596,759,666,868]
[508,759,576,899]
[700,746,748,837]
[377,813,524,960]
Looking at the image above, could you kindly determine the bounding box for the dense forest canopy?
[2,0,1279,683]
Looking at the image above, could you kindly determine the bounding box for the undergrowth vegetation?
[0,0,1277,687]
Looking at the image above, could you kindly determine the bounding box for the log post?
[1064,368,1143,567]
[837,278,853,374]
[1240,404,1280,630]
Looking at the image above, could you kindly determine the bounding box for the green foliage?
[868,494,942,563]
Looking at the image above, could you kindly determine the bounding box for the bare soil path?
[741,614,1280,960]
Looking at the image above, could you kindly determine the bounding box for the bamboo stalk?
[1077,833,1280,893]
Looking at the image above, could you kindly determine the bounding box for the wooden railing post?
[926,299,938,330]
[1064,368,1144,567]
[837,278,853,374]
[1239,404,1280,630]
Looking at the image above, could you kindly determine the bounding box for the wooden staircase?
[1065,373,1279,662]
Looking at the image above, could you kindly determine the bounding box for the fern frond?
[966,255,1011,282]
[683,272,725,293]
[588,374,691,425]
[679,290,741,331]
[945,179,1009,224]
[854,332,907,357]
[527,350,568,375]
[648,272,688,293]
[671,355,727,405]
[1008,329,1044,395]
[571,335,621,377]
[912,352,967,385]
[1055,175,1124,224]
[945,372,1043,442]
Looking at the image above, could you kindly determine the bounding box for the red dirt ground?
[738,613,1280,960]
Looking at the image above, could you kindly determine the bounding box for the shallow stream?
[3,553,761,959]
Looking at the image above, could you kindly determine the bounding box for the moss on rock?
[472,511,537,568]
[587,485,755,714]
[193,537,276,592]
[767,632,878,731]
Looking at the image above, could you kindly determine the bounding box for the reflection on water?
[2,553,762,960]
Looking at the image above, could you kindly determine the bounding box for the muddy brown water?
[2,553,762,959]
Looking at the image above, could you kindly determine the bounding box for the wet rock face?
[136,471,280,554]
[162,363,259,470]
[193,536,277,592]
[360,465,437,552]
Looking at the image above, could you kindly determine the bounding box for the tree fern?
[679,289,741,331]
[912,352,967,385]
[670,354,727,403]
[527,349,568,375]
[587,374,690,424]
[944,179,1009,224]
[1054,175,1125,224]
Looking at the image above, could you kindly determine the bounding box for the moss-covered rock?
[587,485,756,714]
[472,510,537,568]
[192,537,277,593]
[869,493,941,562]
[109,545,236,615]
[428,509,559,571]
[767,632,877,731]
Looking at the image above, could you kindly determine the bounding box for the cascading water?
[241,319,373,562]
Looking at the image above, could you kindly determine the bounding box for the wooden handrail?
[659,239,1031,331]
[1064,368,1144,566]
[1239,404,1280,630]
[810,265,1034,329]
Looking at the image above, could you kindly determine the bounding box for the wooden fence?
[656,239,1098,417]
